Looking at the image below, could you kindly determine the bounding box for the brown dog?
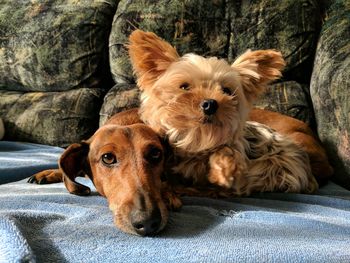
[29,109,175,236]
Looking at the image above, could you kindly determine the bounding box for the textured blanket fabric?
[0,142,350,262]
[0,141,63,184]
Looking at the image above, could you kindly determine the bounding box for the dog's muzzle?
[200,99,218,115]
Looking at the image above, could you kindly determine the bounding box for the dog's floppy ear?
[232,49,286,103]
[59,142,91,196]
[128,29,179,90]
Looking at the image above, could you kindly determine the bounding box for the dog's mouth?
[201,115,222,126]
[202,115,213,124]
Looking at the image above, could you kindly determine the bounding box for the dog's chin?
[114,215,138,236]
[112,204,168,236]
[167,120,235,153]
[202,116,214,124]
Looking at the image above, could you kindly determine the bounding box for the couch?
[0,0,349,262]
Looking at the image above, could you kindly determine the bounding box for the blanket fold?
[0,216,35,263]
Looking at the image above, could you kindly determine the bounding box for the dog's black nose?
[200,99,218,115]
[131,208,162,236]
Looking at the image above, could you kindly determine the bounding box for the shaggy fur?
[249,108,333,186]
[128,30,318,195]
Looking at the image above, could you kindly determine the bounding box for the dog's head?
[59,123,168,236]
[128,30,285,153]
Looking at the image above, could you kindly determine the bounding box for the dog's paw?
[161,183,183,211]
[28,169,62,184]
[162,191,183,211]
[304,176,319,194]
[208,146,245,189]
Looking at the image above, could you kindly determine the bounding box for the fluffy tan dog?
[128,30,318,195]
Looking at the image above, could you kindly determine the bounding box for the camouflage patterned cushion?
[0,89,104,147]
[0,0,118,92]
[255,81,315,128]
[109,0,320,85]
[310,0,350,189]
[99,84,139,126]
[109,0,229,84]
[227,0,321,84]
[0,1,118,146]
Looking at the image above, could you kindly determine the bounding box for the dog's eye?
[222,87,233,96]
[146,147,163,164]
[101,153,117,166]
[180,83,190,90]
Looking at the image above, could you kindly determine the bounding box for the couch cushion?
[109,0,320,86]
[227,0,321,84]
[310,0,350,189]
[254,81,315,127]
[0,89,104,147]
[0,0,118,92]
[109,0,229,84]
[99,84,139,126]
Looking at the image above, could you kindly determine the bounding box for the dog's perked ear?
[128,29,179,89]
[59,142,91,196]
[231,49,286,103]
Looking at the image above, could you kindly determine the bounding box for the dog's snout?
[200,99,218,115]
[131,208,162,236]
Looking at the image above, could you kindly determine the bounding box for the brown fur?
[129,31,286,153]
[29,109,182,236]
[128,31,180,90]
[128,30,318,195]
[249,108,333,185]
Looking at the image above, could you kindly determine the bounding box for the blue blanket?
[0,141,63,184]
[1,141,350,262]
